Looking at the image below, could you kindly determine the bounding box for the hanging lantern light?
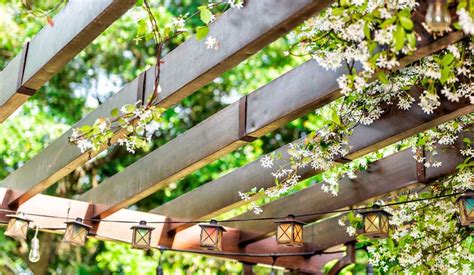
[4,212,32,240]
[62,217,92,246]
[131,220,155,250]
[199,220,226,251]
[425,0,452,32]
[456,190,474,227]
[275,215,306,246]
[360,205,392,238]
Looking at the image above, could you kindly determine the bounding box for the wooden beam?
[232,137,467,245]
[0,188,338,273]
[0,0,135,122]
[0,0,335,207]
[142,0,336,108]
[151,95,472,231]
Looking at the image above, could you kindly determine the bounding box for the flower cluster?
[69,0,244,154]
[247,39,472,213]
[70,102,164,155]
[296,0,418,94]
[358,170,474,273]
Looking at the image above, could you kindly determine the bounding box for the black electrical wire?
[0,192,464,225]
[155,246,345,258]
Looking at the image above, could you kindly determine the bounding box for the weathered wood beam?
[0,0,136,122]
[232,136,468,245]
[0,188,338,273]
[0,0,335,207]
[151,95,472,231]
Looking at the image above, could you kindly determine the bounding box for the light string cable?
[0,191,466,225]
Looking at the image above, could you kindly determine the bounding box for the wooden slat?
[232,138,467,245]
[0,0,335,208]
[151,95,472,229]
[0,0,136,122]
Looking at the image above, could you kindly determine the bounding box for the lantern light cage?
[199,220,226,251]
[130,220,155,250]
[4,212,32,240]
[360,204,392,239]
[275,214,306,247]
[63,217,92,246]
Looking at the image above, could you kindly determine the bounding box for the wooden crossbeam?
[0,0,135,122]
[233,136,468,246]
[78,29,465,219]
[0,188,339,273]
[151,95,472,232]
[0,0,335,208]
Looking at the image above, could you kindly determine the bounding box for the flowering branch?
[68,0,244,155]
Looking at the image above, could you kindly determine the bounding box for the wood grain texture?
[0,0,135,122]
[143,0,336,108]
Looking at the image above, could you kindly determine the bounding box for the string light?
[425,0,451,32]
[456,189,474,226]
[0,192,462,225]
[28,226,40,263]
[275,215,305,246]
[131,220,155,250]
[360,204,392,239]
[62,217,92,246]
[0,192,467,252]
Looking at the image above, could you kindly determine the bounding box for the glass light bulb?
[425,0,451,32]
[28,236,41,263]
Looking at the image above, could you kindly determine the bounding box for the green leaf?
[377,71,389,84]
[124,104,136,113]
[80,125,92,133]
[441,53,455,65]
[407,32,416,48]
[331,111,341,126]
[111,108,119,117]
[364,21,371,39]
[440,66,451,84]
[399,16,414,30]
[198,6,213,24]
[135,0,144,7]
[394,25,405,51]
[195,26,209,40]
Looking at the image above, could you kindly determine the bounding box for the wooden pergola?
[0,0,472,273]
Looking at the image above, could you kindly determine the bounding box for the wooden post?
[327,242,356,275]
[242,262,255,275]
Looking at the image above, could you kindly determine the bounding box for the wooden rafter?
[0,0,136,122]
[0,0,336,207]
